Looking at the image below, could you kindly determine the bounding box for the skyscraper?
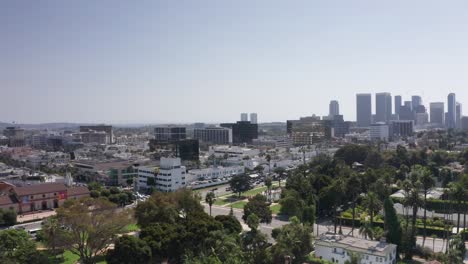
[394,95,402,115]
[447,93,456,129]
[329,100,340,117]
[430,102,445,125]
[456,102,462,129]
[240,113,248,122]
[250,113,258,124]
[411,96,422,110]
[356,94,372,127]
[375,92,392,123]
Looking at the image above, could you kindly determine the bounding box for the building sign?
[58,191,67,200]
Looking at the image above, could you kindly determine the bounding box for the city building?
[0,181,89,214]
[3,127,25,147]
[447,93,456,129]
[136,166,158,193]
[287,116,332,146]
[456,102,462,129]
[154,126,186,141]
[241,113,248,122]
[194,127,232,145]
[220,121,258,144]
[79,125,114,144]
[188,166,244,181]
[329,100,340,116]
[356,94,372,127]
[375,93,392,123]
[461,116,468,131]
[157,157,187,192]
[370,123,389,142]
[149,139,199,161]
[411,95,422,110]
[399,102,414,121]
[315,233,397,264]
[394,95,402,115]
[80,130,109,144]
[209,145,260,158]
[74,160,137,186]
[330,115,350,138]
[430,102,445,126]
[390,120,414,139]
[415,113,429,126]
[250,113,258,124]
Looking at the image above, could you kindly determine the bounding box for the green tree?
[418,167,435,247]
[362,192,382,228]
[214,215,242,234]
[0,229,48,264]
[384,198,401,253]
[344,252,361,264]
[243,194,272,224]
[56,198,133,264]
[346,174,361,236]
[2,209,16,226]
[241,214,269,264]
[205,191,216,216]
[106,235,152,264]
[359,220,374,240]
[265,176,273,201]
[273,167,286,187]
[334,144,369,166]
[41,216,70,255]
[271,216,313,264]
[229,174,251,198]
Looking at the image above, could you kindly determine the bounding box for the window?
[42,194,46,198]
[30,196,34,199]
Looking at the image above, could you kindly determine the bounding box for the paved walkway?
[17,210,56,223]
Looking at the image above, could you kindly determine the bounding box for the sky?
[2,0,468,124]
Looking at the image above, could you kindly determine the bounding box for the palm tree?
[265,154,271,173]
[359,220,374,240]
[205,191,216,216]
[346,174,361,236]
[449,182,464,233]
[399,179,412,231]
[431,234,437,253]
[265,176,273,202]
[362,192,382,229]
[418,168,435,247]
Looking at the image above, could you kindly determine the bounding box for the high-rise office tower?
[240,113,248,122]
[456,102,462,129]
[394,95,402,115]
[329,100,340,117]
[250,113,258,124]
[430,102,445,125]
[447,93,456,129]
[411,96,422,110]
[356,93,372,127]
[375,92,392,123]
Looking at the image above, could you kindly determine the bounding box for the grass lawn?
[270,204,282,214]
[231,200,247,209]
[242,186,267,196]
[122,223,139,233]
[61,250,80,264]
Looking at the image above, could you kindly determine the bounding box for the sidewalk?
[17,210,56,223]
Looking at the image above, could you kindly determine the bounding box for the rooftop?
[316,233,396,257]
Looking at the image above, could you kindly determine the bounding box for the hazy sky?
[2,1,468,124]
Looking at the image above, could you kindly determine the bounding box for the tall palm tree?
[399,179,413,232]
[362,192,382,229]
[205,191,216,216]
[408,183,423,255]
[419,168,435,247]
[346,174,361,236]
[449,182,464,233]
[265,176,272,202]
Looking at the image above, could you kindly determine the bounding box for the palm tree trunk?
[457,201,461,234]
[423,193,427,247]
[352,201,356,236]
[209,205,212,216]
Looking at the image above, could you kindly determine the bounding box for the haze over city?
[3,0,468,124]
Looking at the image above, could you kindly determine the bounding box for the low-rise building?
[315,233,397,264]
[0,181,89,214]
[189,166,244,181]
[209,145,260,158]
[194,127,232,145]
[369,123,389,142]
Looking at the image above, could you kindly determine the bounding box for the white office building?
[136,166,158,192]
[315,233,397,264]
[156,157,187,192]
[369,123,389,142]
